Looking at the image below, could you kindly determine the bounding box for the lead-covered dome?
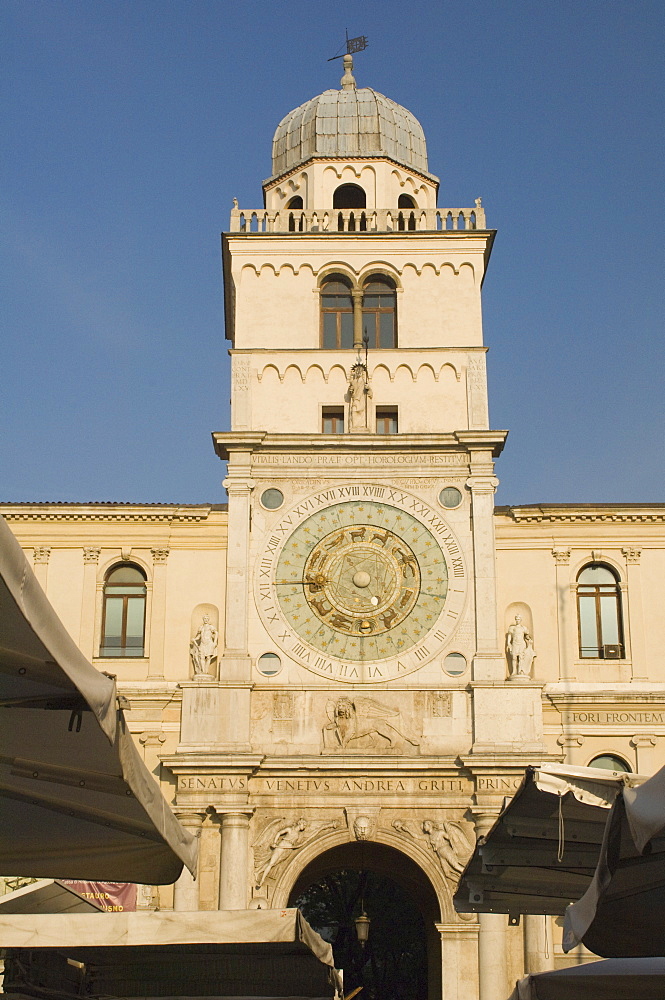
[271,59,430,179]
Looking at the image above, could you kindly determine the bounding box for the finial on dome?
[340,54,356,91]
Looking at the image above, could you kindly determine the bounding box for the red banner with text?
[61,881,137,911]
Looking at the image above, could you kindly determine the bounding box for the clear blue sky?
[2,0,663,505]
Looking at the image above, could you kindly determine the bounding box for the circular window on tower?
[257,652,282,677]
[439,487,463,509]
[443,652,467,676]
[260,488,284,510]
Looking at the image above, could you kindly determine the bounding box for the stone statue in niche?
[323,697,419,753]
[253,817,340,888]
[347,361,372,432]
[506,614,535,678]
[190,614,218,675]
[421,819,473,877]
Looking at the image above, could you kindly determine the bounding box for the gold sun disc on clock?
[269,498,451,664]
[303,525,420,635]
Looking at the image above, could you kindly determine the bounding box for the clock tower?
[174,56,548,1000]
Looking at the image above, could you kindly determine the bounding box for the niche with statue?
[189,604,219,679]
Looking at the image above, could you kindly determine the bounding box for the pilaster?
[32,546,51,591]
[220,475,254,681]
[149,547,169,678]
[436,923,479,1000]
[471,808,509,1000]
[622,547,647,680]
[552,548,572,679]
[466,473,503,681]
[79,547,101,659]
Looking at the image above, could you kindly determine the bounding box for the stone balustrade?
[229,204,487,234]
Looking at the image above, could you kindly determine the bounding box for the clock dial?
[256,486,466,682]
[274,501,446,661]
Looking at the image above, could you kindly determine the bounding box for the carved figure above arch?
[270,821,458,923]
[252,815,341,890]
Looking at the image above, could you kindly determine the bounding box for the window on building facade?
[588,754,631,773]
[398,194,416,208]
[333,184,366,209]
[577,563,624,659]
[322,407,345,434]
[376,407,398,434]
[321,276,354,349]
[100,564,147,657]
[362,277,397,348]
[286,196,303,209]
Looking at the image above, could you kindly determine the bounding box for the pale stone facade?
[3,59,665,1000]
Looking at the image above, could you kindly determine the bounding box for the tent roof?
[0,879,102,914]
[509,958,665,1000]
[455,762,665,958]
[454,764,648,916]
[563,764,665,956]
[0,515,197,883]
[0,909,340,999]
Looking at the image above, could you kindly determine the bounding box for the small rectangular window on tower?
[376,407,398,434]
[322,407,345,434]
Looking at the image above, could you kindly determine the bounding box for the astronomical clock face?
[256,485,468,683]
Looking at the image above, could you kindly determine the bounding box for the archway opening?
[333,183,366,209]
[289,841,441,1000]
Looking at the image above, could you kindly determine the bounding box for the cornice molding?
[0,504,225,523]
[497,504,665,525]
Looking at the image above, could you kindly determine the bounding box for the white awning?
[454,764,648,916]
[509,958,665,1000]
[455,762,665,958]
[0,515,197,884]
[563,764,665,956]
[0,909,341,999]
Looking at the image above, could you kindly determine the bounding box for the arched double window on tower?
[577,563,624,659]
[100,563,147,657]
[362,276,397,348]
[321,275,354,349]
[320,274,397,350]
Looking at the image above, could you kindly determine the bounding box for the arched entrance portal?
[289,842,441,1000]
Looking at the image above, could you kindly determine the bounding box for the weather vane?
[327,29,368,61]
